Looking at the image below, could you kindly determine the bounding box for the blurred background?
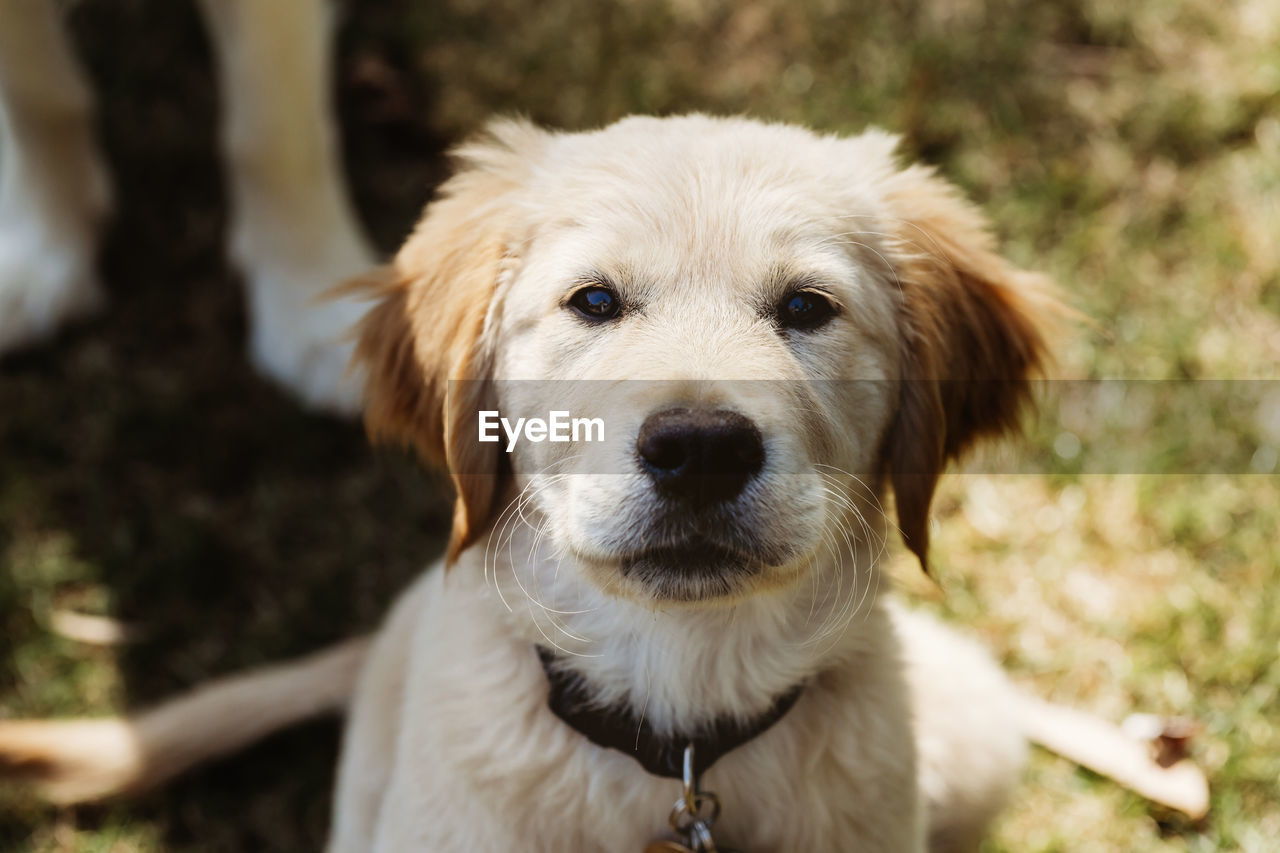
[1,0,1277,850]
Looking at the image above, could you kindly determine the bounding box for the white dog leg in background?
[0,1,110,353]
[197,0,374,414]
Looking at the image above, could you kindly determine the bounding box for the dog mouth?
[619,538,764,602]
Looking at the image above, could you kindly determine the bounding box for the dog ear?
[349,120,545,563]
[880,162,1057,571]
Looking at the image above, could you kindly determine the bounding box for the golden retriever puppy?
[0,115,1208,851]
[325,114,1046,852]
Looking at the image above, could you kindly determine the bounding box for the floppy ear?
[349,120,545,563]
[880,162,1057,571]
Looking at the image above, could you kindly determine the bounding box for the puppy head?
[355,115,1052,601]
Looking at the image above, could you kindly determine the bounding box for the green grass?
[2,0,1278,849]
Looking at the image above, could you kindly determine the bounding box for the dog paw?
[243,263,372,416]
[0,225,104,354]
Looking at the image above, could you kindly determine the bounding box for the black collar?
[537,646,805,780]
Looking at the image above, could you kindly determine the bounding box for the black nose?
[636,408,765,506]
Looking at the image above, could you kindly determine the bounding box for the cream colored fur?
[0,115,1208,850]
[0,0,108,350]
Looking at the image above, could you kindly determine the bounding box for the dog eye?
[568,285,622,321]
[776,290,837,331]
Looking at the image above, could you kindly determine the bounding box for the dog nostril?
[637,426,691,473]
[636,408,765,505]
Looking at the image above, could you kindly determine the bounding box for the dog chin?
[614,540,768,603]
[565,522,814,604]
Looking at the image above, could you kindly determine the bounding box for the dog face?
[355,115,1051,608]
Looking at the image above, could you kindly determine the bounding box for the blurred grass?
[1,0,1277,850]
